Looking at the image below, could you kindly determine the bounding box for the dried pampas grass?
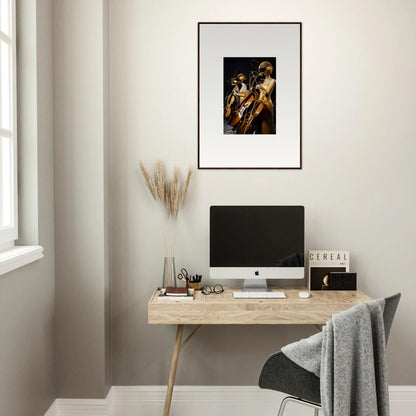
[164,182,171,218]
[139,160,194,257]
[139,162,157,201]
[171,167,180,219]
[155,160,166,202]
[181,166,193,205]
[139,160,193,221]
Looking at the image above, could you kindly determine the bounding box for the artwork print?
[223,57,276,135]
[198,23,301,169]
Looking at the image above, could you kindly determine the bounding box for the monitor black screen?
[210,206,304,267]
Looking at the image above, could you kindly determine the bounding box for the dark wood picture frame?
[198,22,302,170]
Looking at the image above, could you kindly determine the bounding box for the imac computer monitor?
[210,206,304,291]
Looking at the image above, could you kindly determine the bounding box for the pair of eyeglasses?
[201,284,224,295]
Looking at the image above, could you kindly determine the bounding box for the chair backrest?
[383,293,401,344]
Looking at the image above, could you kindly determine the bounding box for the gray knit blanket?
[282,299,390,416]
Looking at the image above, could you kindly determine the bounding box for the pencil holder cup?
[189,282,200,290]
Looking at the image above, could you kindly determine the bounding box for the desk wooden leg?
[163,324,184,416]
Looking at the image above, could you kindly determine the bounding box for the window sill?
[0,245,44,277]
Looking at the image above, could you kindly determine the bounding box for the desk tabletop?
[148,287,372,325]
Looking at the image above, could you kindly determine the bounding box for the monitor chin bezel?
[209,267,304,280]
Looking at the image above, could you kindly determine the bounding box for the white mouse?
[299,291,310,299]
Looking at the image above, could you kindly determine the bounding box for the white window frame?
[0,0,18,250]
[0,0,43,275]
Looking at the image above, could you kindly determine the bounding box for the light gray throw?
[282,299,390,416]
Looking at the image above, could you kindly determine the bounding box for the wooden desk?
[148,287,372,416]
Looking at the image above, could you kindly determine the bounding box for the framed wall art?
[198,22,302,169]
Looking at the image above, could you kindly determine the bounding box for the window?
[0,0,17,250]
[0,0,43,274]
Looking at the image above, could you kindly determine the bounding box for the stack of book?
[158,287,195,301]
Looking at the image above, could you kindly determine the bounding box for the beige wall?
[54,0,111,398]
[0,0,55,415]
[110,0,416,386]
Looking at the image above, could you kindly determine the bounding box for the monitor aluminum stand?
[243,279,269,292]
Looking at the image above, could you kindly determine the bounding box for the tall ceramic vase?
[163,257,176,288]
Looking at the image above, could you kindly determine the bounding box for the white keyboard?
[233,291,286,299]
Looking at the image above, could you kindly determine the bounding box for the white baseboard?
[44,385,416,416]
[389,386,416,416]
[111,386,288,416]
[58,397,110,416]
[44,400,58,416]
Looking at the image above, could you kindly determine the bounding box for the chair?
[258,293,401,416]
